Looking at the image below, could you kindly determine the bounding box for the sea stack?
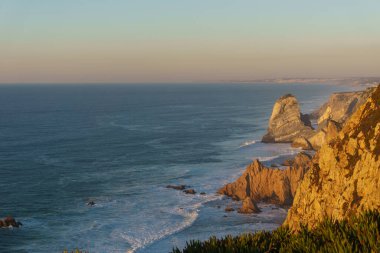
[284,85,380,230]
[262,94,314,143]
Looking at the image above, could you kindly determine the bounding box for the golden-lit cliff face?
[284,85,380,230]
[218,152,313,206]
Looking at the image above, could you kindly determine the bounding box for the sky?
[0,0,379,83]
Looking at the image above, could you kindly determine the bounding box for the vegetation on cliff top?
[173,210,380,253]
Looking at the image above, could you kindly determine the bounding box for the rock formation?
[183,189,196,194]
[262,94,314,143]
[313,88,374,126]
[218,152,313,206]
[238,197,261,214]
[306,120,342,150]
[291,87,374,150]
[0,216,22,228]
[291,137,313,150]
[284,85,380,230]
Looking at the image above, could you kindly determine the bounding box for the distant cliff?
[306,87,375,149]
[262,87,376,150]
[284,84,380,230]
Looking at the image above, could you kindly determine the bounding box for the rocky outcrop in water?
[284,85,380,230]
[262,94,314,143]
[0,216,22,228]
[218,152,313,206]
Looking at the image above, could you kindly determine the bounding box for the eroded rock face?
[284,85,380,230]
[262,94,314,143]
[218,152,313,206]
[238,197,261,213]
[291,137,313,150]
[313,88,373,126]
[307,120,342,150]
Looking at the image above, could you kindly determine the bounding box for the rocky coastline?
[218,84,380,229]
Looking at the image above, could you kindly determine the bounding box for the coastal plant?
[173,210,380,253]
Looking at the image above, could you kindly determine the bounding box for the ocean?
[0,83,355,252]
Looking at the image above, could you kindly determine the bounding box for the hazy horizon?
[1,0,380,83]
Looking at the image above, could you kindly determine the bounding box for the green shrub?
[173,210,380,253]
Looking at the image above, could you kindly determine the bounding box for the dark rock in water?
[271,163,279,167]
[183,189,196,194]
[87,201,96,206]
[225,206,235,212]
[0,216,22,228]
[200,192,206,195]
[166,185,187,190]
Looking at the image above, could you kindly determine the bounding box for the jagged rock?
[218,152,313,206]
[291,137,313,150]
[307,120,342,150]
[225,206,235,212]
[183,189,196,194]
[0,216,22,228]
[166,185,187,190]
[238,197,261,214]
[284,85,380,230]
[262,94,314,143]
[282,159,293,166]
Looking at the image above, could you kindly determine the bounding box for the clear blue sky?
[1,0,379,83]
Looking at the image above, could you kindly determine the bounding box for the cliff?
[305,87,375,150]
[218,152,313,206]
[262,94,314,143]
[313,88,373,126]
[284,85,380,230]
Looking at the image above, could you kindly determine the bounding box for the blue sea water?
[0,83,355,253]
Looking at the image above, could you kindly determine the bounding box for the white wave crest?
[239,140,258,148]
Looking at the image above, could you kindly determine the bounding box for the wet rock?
[0,216,22,228]
[183,189,196,194]
[166,185,187,190]
[224,206,235,212]
[200,192,206,195]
